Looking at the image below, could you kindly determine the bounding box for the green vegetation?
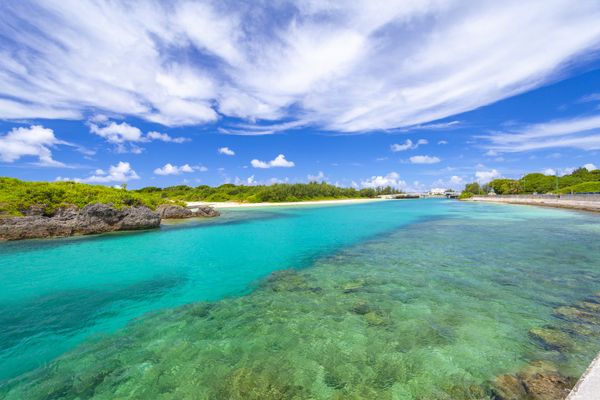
[133,182,402,203]
[460,166,600,196]
[0,177,181,217]
[457,192,473,200]
[556,181,600,194]
[0,178,398,217]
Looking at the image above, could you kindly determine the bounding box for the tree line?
[460,166,600,196]
[134,182,405,203]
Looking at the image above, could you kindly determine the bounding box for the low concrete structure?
[567,351,600,400]
[462,194,600,212]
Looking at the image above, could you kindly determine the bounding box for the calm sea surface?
[1,199,599,399]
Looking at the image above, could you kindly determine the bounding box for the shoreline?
[186,198,387,209]
[462,195,600,213]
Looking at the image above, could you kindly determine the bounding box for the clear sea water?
[0,199,599,399]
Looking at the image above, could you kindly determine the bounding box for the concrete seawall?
[462,194,600,213]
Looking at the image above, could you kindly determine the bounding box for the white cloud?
[89,121,189,152]
[584,163,598,170]
[361,172,406,188]
[89,122,146,144]
[153,163,198,175]
[495,157,505,161]
[250,159,270,168]
[270,154,295,167]
[409,155,441,164]
[475,169,503,183]
[0,125,71,167]
[441,167,456,172]
[542,168,556,175]
[391,139,427,152]
[485,150,498,156]
[547,152,562,158]
[475,163,486,168]
[308,171,325,181]
[75,161,140,183]
[218,147,235,155]
[251,154,295,168]
[376,157,388,161]
[438,141,448,145]
[2,1,600,133]
[235,175,257,185]
[431,175,466,190]
[351,181,359,189]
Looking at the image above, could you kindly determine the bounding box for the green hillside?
[474,167,600,195]
[556,181,600,194]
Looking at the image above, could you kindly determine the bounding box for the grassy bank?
[0,177,180,217]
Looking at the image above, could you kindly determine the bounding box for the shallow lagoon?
[1,200,599,399]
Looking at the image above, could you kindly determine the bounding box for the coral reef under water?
[2,216,600,399]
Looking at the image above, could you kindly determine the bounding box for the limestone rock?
[192,205,221,218]
[0,203,160,241]
[157,204,221,219]
[157,204,193,219]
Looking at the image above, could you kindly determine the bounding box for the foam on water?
[1,200,599,399]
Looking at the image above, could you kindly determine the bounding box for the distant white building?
[430,188,446,195]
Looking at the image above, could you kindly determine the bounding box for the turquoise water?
[1,200,599,399]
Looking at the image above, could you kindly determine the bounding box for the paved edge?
[567,351,600,400]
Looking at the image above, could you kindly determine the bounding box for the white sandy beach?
[186,198,387,209]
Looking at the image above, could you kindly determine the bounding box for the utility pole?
[556,171,558,195]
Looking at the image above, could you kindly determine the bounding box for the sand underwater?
[1,199,600,399]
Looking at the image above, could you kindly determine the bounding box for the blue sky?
[0,0,599,191]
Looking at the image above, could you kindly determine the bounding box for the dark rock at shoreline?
[0,203,160,241]
[492,366,576,400]
[157,204,220,219]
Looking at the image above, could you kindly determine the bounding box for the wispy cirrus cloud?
[0,0,599,133]
[479,114,600,152]
[391,139,428,152]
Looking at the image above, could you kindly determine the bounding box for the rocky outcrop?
[0,203,161,241]
[157,204,220,219]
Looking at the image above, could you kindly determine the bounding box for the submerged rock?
[492,367,575,400]
[0,203,160,241]
[214,367,304,400]
[262,269,322,293]
[530,327,574,349]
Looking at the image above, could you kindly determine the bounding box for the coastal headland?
[461,194,600,213]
